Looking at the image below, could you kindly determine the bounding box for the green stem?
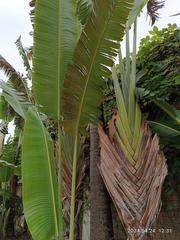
[119,46,127,109]
[125,27,130,91]
[69,134,78,240]
[58,121,63,240]
[128,19,137,132]
[132,18,137,89]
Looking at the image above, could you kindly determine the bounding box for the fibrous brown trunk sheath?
[90,124,113,240]
[98,116,167,240]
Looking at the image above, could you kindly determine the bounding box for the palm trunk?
[90,124,113,240]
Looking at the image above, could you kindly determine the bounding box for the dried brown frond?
[29,0,35,7]
[29,0,36,25]
[0,55,19,80]
[0,55,29,98]
[170,12,180,17]
[54,138,86,225]
[147,0,165,25]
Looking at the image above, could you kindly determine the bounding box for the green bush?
[137,24,180,104]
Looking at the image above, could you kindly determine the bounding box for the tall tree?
[98,2,168,238]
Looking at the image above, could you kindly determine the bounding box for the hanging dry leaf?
[54,137,86,225]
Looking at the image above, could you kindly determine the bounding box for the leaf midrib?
[149,121,180,135]
[38,114,59,235]
[75,1,119,133]
[57,0,62,120]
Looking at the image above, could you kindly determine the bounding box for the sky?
[0,0,179,136]
[138,1,180,41]
[0,1,33,79]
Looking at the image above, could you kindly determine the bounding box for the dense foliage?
[102,24,180,203]
[137,24,180,104]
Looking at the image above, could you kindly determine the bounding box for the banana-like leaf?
[77,0,92,24]
[22,108,59,240]
[15,36,32,80]
[63,0,133,134]
[0,81,30,119]
[149,120,180,148]
[154,100,180,124]
[149,121,180,138]
[33,0,80,117]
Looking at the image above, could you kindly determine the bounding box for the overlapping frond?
[63,0,133,134]
[0,55,30,99]
[15,36,32,79]
[0,81,30,119]
[127,0,149,28]
[0,55,17,78]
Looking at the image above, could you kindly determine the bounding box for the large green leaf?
[33,0,80,117]
[63,0,133,134]
[22,108,59,240]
